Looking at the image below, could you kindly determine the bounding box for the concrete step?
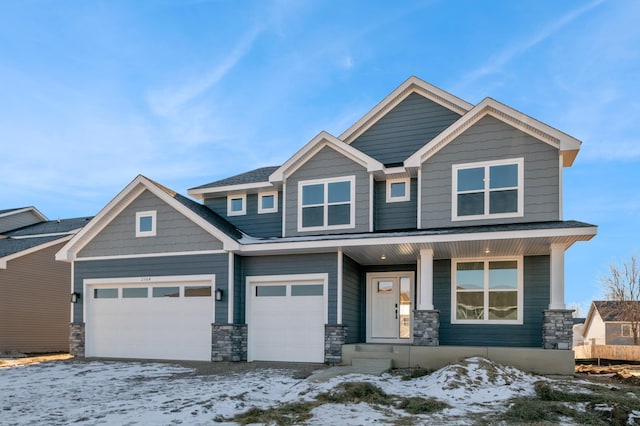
[355,344,394,353]
[351,358,393,370]
[307,358,392,382]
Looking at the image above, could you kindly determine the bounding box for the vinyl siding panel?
[79,190,223,257]
[204,193,282,238]
[0,242,70,352]
[374,178,418,231]
[73,253,229,323]
[342,255,363,343]
[350,92,461,164]
[421,115,560,228]
[435,256,549,347]
[0,211,43,233]
[285,146,369,236]
[240,253,338,324]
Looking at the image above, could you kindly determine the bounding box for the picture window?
[135,211,156,237]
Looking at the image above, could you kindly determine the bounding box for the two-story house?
[56,77,596,374]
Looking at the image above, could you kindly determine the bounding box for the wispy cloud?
[454,0,605,92]
[147,24,264,118]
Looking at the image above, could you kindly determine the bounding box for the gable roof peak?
[339,76,473,145]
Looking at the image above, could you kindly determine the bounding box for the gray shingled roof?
[593,300,640,322]
[190,166,280,190]
[172,193,243,240]
[4,217,93,237]
[0,217,93,258]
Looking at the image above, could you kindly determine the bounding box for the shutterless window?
[122,287,148,298]
[94,288,118,299]
[227,194,246,216]
[299,176,354,230]
[135,211,156,237]
[185,286,212,297]
[453,259,521,323]
[386,178,410,203]
[152,286,180,298]
[453,159,523,220]
[258,191,278,214]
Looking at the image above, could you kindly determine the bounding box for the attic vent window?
[135,211,156,237]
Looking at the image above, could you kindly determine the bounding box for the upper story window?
[452,258,523,325]
[258,191,278,214]
[135,211,156,237]
[452,158,523,221]
[298,176,355,231]
[227,194,246,216]
[386,178,410,203]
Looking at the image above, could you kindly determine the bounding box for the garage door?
[247,277,327,363]
[85,276,214,361]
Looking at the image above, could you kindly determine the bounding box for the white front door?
[366,272,413,343]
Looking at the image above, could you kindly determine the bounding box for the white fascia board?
[339,76,473,144]
[188,181,274,199]
[269,131,383,183]
[1,235,72,269]
[239,225,598,254]
[56,175,239,262]
[405,98,581,168]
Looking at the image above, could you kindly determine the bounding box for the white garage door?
[85,276,215,361]
[247,276,327,363]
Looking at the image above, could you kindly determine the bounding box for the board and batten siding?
[342,255,363,343]
[350,92,462,165]
[78,190,223,258]
[421,115,560,228]
[285,146,370,237]
[73,253,229,323]
[0,210,43,233]
[204,193,282,238]
[239,253,338,324]
[374,178,418,231]
[0,242,70,353]
[434,256,550,347]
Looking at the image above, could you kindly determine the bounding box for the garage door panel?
[86,282,213,361]
[248,280,326,363]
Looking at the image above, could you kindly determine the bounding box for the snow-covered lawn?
[0,356,616,425]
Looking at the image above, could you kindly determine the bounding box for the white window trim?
[297,175,356,232]
[258,191,278,214]
[622,324,637,338]
[450,256,523,325]
[135,211,156,237]
[386,177,410,203]
[227,194,247,216]
[452,158,524,221]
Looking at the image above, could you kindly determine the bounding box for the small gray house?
[56,77,596,373]
[0,207,91,353]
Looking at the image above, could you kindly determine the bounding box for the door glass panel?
[377,281,393,293]
[256,285,286,297]
[291,284,323,296]
[122,287,148,298]
[185,286,212,297]
[399,277,411,339]
[152,287,179,298]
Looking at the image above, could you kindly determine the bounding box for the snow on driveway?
[1,357,541,425]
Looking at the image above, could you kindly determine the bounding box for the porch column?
[418,249,434,310]
[549,243,566,310]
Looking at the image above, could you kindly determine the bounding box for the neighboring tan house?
[56,76,597,373]
[582,301,640,346]
[0,207,91,353]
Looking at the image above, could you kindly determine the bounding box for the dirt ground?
[575,363,640,387]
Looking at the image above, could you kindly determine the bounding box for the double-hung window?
[298,176,355,231]
[452,258,523,324]
[452,158,523,220]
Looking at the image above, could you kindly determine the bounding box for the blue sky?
[1,0,638,312]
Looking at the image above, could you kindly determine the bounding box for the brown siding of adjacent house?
[0,242,70,353]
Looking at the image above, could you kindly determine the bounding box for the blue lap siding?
[342,255,363,343]
[434,256,550,347]
[73,253,229,323]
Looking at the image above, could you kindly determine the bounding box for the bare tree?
[602,255,640,345]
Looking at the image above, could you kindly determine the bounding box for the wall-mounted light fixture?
[380,253,386,260]
[70,292,80,303]
[215,288,223,301]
